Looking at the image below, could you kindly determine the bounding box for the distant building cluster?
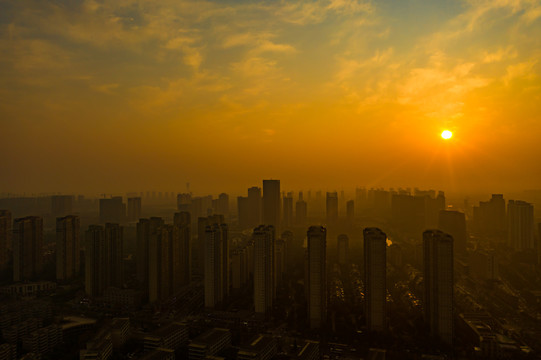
[0,184,540,359]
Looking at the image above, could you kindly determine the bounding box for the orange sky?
[1,0,540,196]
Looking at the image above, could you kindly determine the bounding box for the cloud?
[222,32,295,54]
[93,83,120,94]
[481,46,517,63]
[504,60,538,84]
[275,0,373,25]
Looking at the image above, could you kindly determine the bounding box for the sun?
[441,130,452,140]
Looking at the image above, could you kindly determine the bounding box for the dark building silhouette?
[13,216,43,282]
[0,210,11,271]
[283,230,301,274]
[237,196,250,229]
[355,187,367,214]
[215,193,229,217]
[149,224,186,302]
[392,190,445,232]
[307,226,327,329]
[174,211,191,285]
[253,225,275,314]
[56,215,80,281]
[177,193,192,212]
[204,223,228,308]
[364,227,387,332]
[346,200,354,221]
[137,217,164,290]
[51,195,74,217]
[473,194,506,238]
[263,180,281,230]
[127,197,142,222]
[85,223,123,297]
[295,198,307,226]
[326,192,338,223]
[99,197,125,224]
[197,215,225,277]
[105,223,124,288]
[192,195,213,218]
[438,210,467,254]
[423,229,454,345]
[275,236,286,288]
[370,189,391,218]
[248,186,262,227]
[231,243,252,290]
[337,234,349,265]
[238,187,262,229]
[507,200,534,251]
[283,194,293,228]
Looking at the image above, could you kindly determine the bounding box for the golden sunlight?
[441,130,453,140]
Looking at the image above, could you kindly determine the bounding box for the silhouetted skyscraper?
[355,187,367,214]
[99,197,125,224]
[217,193,229,217]
[105,223,124,289]
[197,215,225,277]
[0,210,11,271]
[283,195,293,228]
[253,225,275,314]
[538,223,541,266]
[85,225,105,297]
[263,180,280,230]
[85,223,123,297]
[426,191,446,228]
[307,226,327,329]
[166,224,183,296]
[56,215,80,281]
[13,216,43,282]
[423,230,454,345]
[371,189,391,218]
[204,223,228,308]
[508,200,534,251]
[177,193,192,212]
[474,194,506,237]
[137,217,164,289]
[346,200,354,222]
[326,192,338,223]
[174,211,191,286]
[127,197,142,222]
[438,210,467,254]
[248,186,262,227]
[148,224,167,302]
[149,224,184,302]
[192,195,213,218]
[364,228,387,332]
[295,199,307,226]
[275,237,286,288]
[237,196,250,229]
[51,195,73,217]
[337,234,349,265]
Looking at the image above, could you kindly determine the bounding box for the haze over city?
[1,1,541,360]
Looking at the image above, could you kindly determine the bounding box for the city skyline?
[0,179,540,358]
[1,0,541,358]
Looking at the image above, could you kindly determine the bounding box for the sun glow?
[441,130,453,139]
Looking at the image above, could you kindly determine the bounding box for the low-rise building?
[188,328,231,360]
[144,323,188,351]
[237,335,277,360]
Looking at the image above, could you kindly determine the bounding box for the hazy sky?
[1,0,540,195]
